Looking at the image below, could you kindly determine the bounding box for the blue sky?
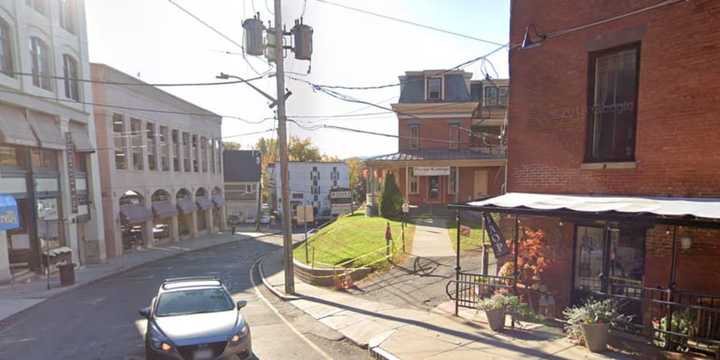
[86,0,510,158]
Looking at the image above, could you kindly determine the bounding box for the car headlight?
[231,323,249,342]
[149,322,174,352]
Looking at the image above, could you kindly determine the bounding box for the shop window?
[586,44,639,163]
[31,149,57,169]
[0,146,20,167]
[409,167,418,194]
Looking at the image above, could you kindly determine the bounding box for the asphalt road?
[0,234,368,360]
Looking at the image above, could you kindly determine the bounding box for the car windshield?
[155,288,234,317]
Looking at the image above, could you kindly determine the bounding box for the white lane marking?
[249,257,334,360]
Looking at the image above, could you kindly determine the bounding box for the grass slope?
[295,211,414,269]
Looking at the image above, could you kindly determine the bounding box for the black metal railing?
[446,271,515,309]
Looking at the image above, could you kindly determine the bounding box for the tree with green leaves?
[379,173,403,219]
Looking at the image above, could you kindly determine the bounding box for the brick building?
[366,70,507,207]
[451,0,720,351]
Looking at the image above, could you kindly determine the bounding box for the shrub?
[379,173,403,219]
[563,298,633,344]
[477,292,536,320]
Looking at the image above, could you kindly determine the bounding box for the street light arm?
[216,72,279,107]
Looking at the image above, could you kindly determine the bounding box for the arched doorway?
[176,188,194,239]
[211,187,225,232]
[119,190,150,250]
[195,187,210,233]
[151,189,175,243]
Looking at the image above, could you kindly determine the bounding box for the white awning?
[27,111,64,150]
[69,121,94,152]
[0,104,38,146]
[466,192,720,221]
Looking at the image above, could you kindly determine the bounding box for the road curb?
[0,233,256,324]
[369,346,401,360]
[258,250,300,301]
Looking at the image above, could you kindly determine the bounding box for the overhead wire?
[5,71,273,87]
[166,0,271,76]
[313,0,506,46]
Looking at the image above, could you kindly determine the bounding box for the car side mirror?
[236,300,247,310]
[138,307,151,318]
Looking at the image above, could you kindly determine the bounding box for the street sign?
[0,195,19,231]
[330,188,352,216]
[296,205,314,224]
[482,212,510,258]
[413,166,450,176]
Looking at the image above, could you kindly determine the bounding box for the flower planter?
[485,309,506,331]
[581,322,609,352]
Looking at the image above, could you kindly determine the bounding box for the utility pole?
[274,0,295,295]
[255,151,262,232]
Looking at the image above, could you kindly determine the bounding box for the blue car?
[139,277,252,360]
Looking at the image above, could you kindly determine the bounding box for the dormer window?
[427,77,442,101]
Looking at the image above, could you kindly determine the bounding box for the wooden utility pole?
[274,0,294,294]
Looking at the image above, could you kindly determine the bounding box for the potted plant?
[476,292,522,331]
[563,298,632,353]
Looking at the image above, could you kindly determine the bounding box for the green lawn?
[295,210,415,269]
[448,216,492,252]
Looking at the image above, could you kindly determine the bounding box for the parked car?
[138,276,252,360]
[153,224,170,240]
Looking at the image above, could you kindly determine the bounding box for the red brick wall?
[398,118,473,151]
[508,0,720,196]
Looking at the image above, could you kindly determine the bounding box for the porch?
[448,192,720,357]
[365,148,506,207]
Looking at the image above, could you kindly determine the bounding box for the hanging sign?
[0,195,19,231]
[65,132,78,214]
[482,212,510,258]
[413,166,450,176]
[460,225,472,237]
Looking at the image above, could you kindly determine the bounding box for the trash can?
[58,263,76,287]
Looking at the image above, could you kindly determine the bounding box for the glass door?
[573,226,606,299]
[428,176,440,201]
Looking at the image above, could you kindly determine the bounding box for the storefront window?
[31,149,58,169]
[0,146,20,166]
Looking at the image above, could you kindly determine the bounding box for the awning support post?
[455,209,461,316]
[665,225,679,349]
[512,215,519,329]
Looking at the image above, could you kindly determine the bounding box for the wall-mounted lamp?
[521,25,546,49]
[680,236,693,250]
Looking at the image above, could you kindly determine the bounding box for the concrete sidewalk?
[260,249,639,360]
[411,218,455,258]
[0,228,274,323]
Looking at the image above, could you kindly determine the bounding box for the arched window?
[0,19,12,75]
[30,36,52,90]
[63,54,79,101]
[58,0,75,34]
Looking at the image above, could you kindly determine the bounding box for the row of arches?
[118,186,225,250]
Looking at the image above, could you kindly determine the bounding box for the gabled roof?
[223,150,261,182]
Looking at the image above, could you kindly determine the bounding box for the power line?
[166,0,270,76]
[287,43,508,91]
[223,128,276,139]
[6,71,273,87]
[0,88,272,125]
[314,0,506,46]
